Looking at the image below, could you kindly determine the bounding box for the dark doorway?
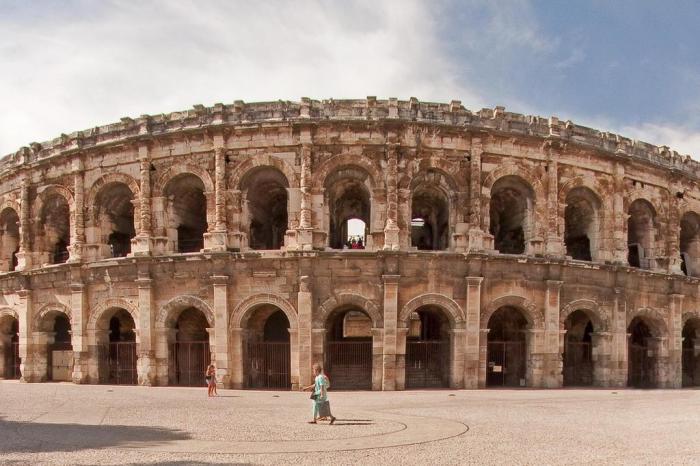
[98,309,137,385]
[682,319,700,387]
[486,306,528,387]
[563,311,594,386]
[1,317,20,379]
[48,314,73,381]
[405,307,450,388]
[325,308,373,390]
[169,307,211,386]
[245,309,291,389]
[628,317,655,388]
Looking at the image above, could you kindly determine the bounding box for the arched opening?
[39,195,70,264]
[0,315,20,379]
[39,312,73,381]
[489,176,534,254]
[326,167,371,250]
[564,188,600,261]
[242,307,291,389]
[0,208,20,272]
[680,212,700,276]
[563,310,594,386]
[682,318,700,387]
[241,167,289,250]
[627,317,657,388]
[411,186,449,251]
[325,307,373,390]
[96,309,137,385]
[94,183,135,258]
[627,199,656,269]
[164,174,208,253]
[345,218,366,249]
[168,307,210,386]
[486,306,528,387]
[405,306,451,388]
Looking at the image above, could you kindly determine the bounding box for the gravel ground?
[0,381,699,465]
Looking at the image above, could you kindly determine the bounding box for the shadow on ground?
[0,416,190,453]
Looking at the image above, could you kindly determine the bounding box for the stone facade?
[0,97,699,390]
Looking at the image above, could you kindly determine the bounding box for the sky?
[1,0,699,157]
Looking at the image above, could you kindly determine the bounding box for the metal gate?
[563,341,593,386]
[628,343,654,388]
[168,341,210,386]
[4,342,20,379]
[325,341,372,390]
[486,341,526,387]
[245,342,291,389]
[405,340,448,388]
[48,343,73,381]
[98,342,137,385]
[682,348,699,387]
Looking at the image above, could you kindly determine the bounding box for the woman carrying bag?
[302,363,336,424]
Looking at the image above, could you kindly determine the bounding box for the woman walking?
[302,363,336,424]
[205,364,217,397]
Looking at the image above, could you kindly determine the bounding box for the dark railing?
[245,341,291,389]
[682,348,699,387]
[5,342,20,379]
[168,341,210,386]
[325,340,372,390]
[486,340,526,387]
[563,341,593,386]
[98,342,137,385]
[628,343,654,388]
[406,340,449,388]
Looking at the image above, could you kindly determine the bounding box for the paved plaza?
[0,381,698,465]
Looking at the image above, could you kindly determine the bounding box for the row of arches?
[2,163,700,272]
[3,301,700,389]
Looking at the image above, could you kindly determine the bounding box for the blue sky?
[1,0,699,156]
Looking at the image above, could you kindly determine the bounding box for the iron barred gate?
[563,341,593,386]
[486,341,526,387]
[4,342,20,379]
[98,342,137,385]
[47,342,73,381]
[245,342,291,389]
[628,343,653,388]
[405,340,448,388]
[325,341,372,390]
[169,341,210,386]
[682,347,699,387]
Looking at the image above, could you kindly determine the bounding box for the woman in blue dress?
[302,363,336,424]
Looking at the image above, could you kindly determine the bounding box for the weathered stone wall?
[1,98,699,390]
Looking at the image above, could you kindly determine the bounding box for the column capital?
[210,274,230,285]
[382,274,400,284]
[466,276,483,286]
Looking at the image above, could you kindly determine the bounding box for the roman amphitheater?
[0,97,699,392]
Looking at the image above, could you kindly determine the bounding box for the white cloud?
[0,0,482,156]
[620,123,700,159]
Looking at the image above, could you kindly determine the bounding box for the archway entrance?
[627,317,656,388]
[242,167,289,250]
[682,318,700,387]
[43,313,73,381]
[97,309,137,385]
[326,167,372,250]
[489,176,534,254]
[564,188,600,261]
[563,310,594,386]
[243,307,291,389]
[168,307,211,386]
[93,182,136,258]
[164,174,208,253]
[486,306,528,387]
[0,208,20,271]
[627,199,656,269]
[0,315,20,379]
[325,307,373,390]
[405,306,450,388]
[39,195,71,264]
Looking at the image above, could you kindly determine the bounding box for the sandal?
[307,420,317,424]
[330,416,336,425]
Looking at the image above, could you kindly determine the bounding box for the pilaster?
[136,266,156,385]
[211,274,230,387]
[464,276,483,388]
[68,160,85,262]
[131,145,155,255]
[69,273,89,383]
[381,274,400,390]
[383,143,400,250]
[297,275,313,387]
[468,137,484,251]
[203,144,229,251]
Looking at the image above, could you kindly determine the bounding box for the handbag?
[318,400,332,418]
[309,392,318,400]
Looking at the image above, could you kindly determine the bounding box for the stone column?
[667,193,682,273]
[394,327,408,390]
[668,293,684,388]
[543,280,563,387]
[295,144,314,250]
[131,146,155,255]
[137,274,156,385]
[297,275,313,387]
[450,328,466,388]
[526,328,545,387]
[212,275,230,387]
[383,143,400,250]
[464,277,483,388]
[612,164,628,264]
[17,288,35,382]
[70,277,89,383]
[68,163,85,262]
[204,147,229,251]
[372,327,384,391]
[591,331,612,386]
[311,328,325,372]
[230,327,244,389]
[611,288,628,386]
[155,327,175,386]
[381,274,400,390]
[15,176,31,271]
[545,154,563,256]
[468,137,484,251]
